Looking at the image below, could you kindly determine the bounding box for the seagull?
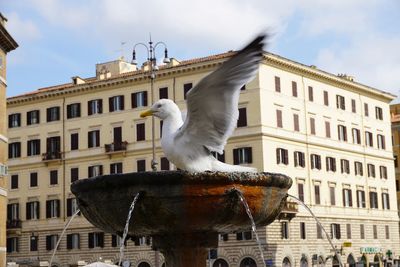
[140,34,267,172]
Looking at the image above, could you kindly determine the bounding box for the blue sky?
[3,0,400,101]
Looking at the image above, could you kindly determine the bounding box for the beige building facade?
[0,12,18,267]
[390,105,400,214]
[5,48,400,267]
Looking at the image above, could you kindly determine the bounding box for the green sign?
[360,247,382,254]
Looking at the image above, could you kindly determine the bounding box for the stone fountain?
[71,170,292,267]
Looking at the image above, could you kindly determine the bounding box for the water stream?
[235,189,266,266]
[49,209,81,266]
[287,194,344,267]
[118,192,141,266]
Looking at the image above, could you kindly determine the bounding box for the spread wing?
[175,34,267,154]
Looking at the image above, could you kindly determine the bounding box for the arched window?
[137,262,151,267]
[282,257,291,267]
[213,258,229,267]
[300,256,308,267]
[240,257,257,267]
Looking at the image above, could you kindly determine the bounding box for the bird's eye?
[157,104,162,108]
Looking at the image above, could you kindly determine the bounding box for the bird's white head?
[140,99,180,120]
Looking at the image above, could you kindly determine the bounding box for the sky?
[3,0,400,102]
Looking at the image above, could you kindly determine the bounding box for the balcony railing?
[277,201,298,221]
[6,219,22,229]
[42,151,62,161]
[105,141,128,153]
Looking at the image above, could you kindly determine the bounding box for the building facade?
[6,48,399,267]
[390,104,400,213]
[0,12,18,267]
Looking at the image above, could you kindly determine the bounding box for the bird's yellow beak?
[140,109,154,118]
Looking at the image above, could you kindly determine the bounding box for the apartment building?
[0,12,18,267]
[6,48,399,267]
[390,104,400,213]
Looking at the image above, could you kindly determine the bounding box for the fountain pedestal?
[71,171,292,266]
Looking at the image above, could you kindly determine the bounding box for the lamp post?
[131,36,170,171]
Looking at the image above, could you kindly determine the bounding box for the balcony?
[42,151,62,165]
[105,141,128,156]
[7,219,22,229]
[277,201,298,221]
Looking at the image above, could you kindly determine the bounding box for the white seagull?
[140,34,267,172]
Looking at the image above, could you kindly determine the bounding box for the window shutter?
[349,190,352,207]
[132,93,137,108]
[109,97,114,112]
[276,110,282,128]
[326,158,329,171]
[67,105,71,118]
[46,108,50,122]
[292,81,297,97]
[134,237,140,246]
[233,149,239,165]
[67,234,72,249]
[387,195,390,209]
[237,108,247,127]
[36,202,40,219]
[308,86,313,101]
[26,203,31,220]
[120,96,124,110]
[99,165,103,175]
[99,233,104,247]
[276,149,281,164]
[88,233,94,248]
[336,95,340,109]
[247,147,253,164]
[294,114,299,131]
[96,131,100,147]
[46,201,51,218]
[352,99,356,113]
[88,101,93,115]
[46,236,51,250]
[275,76,281,92]
[77,104,81,117]
[143,91,148,106]
[236,233,242,240]
[67,199,72,217]
[97,99,102,113]
[324,91,329,106]
[56,200,60,217]
[332,159,336,172]
[337,225,341,239]
[112,235,117,247]
[356,191,360,208]
[342,189,346,206]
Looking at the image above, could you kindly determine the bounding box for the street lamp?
[131,36,170,171]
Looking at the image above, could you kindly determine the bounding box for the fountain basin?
[71,171,292,266]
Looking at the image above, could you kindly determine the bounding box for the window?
[88,165,103,178]
[382,193,390,210]
[331,224,341,239]
[298,183,304,202]
[281,222,289,239]
[160,157,170,170]
[380,166,387,179]
[292,81,298,97]
[219,234,229,242]
[46,136,61,156]
[7,203,19,221]
[360,224,365,239]
[330,187,336,206]
[67,198,79,216]
[336,95,345,110]
[356,190,366,208]
[311,154,321,170]
[46,235,58,250]
[300,222,306,239]
[71,133,79,150]
[340,159,350,174]
[369,192,378,209]
[274,76,281,92]
[293,114,299,131]
[385,225,390,239]
[367,164,376,178]
[338,125,347,141]
[351,99,356,113]
[352,128,361,144]
[373,225,378,239]
[27,139,41,156]
[46,199,60,218]
[132,91,148,108]
[294,151,305,167]
[316,223,323,239]
[159,87,168,99]
[233,147,253,164]
[67,103,81,119]
[276,109,282,128]
[364,103,369,117]
[354,161,363,176]
[88,99,103,115]
[183,83,193,99]
[136,123,145,141]
[237,108,248,128]
[326,157,336,172]
[110,162,123,174]
[30,172,38,187]
[211,151,225,163]
[342,189,352,207]
[71,168,79,183]
[50,170,58,185]
[276,148,289,165]
[346,224,351,239]
[310,117,316,135]
[137,160,146,172]
[112,234,124,247]
[26,201,40,220]
[11,174,18,189]
[67,233,80,249]
[308,86,313,101]
[47,107,60,122]
[375,107,383,120]
[109,95,124,112]
[323,91,329,106]
[236,231,252,240]
[377,134,385,149]
[27,110,40,125]
[325,121,331,138]
[0,163,8,176]
[7,237,19,253]
[30,236,38,251]
[314,185,320,204]
[8,113,21,128]
[8,142,21,158]
[88,130,100,148]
